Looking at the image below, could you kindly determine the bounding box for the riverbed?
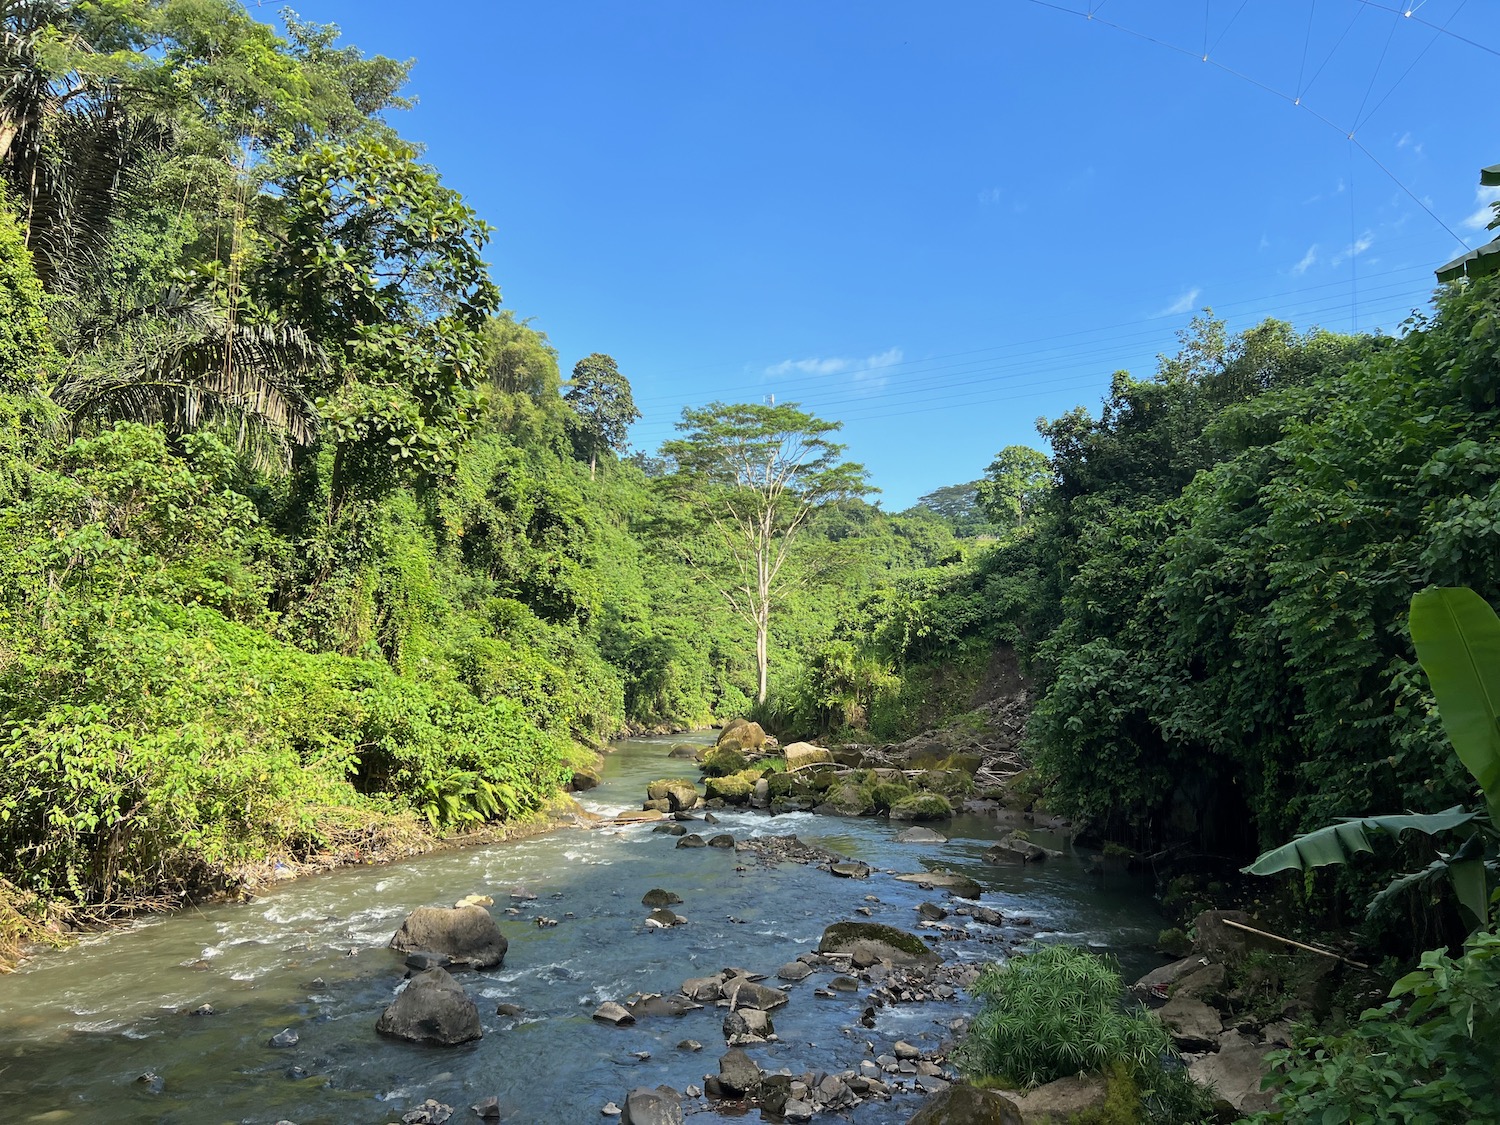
[0,736,1167,1123]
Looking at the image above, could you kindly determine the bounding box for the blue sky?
[276,1,1496,508]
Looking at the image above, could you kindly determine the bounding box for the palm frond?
[53,297,323,468]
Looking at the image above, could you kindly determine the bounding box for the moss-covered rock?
[864,779,913,813]
[817,921,938,965]
[704,769,761,803]
[889,793,954,821]
[817,780,874,817]
[919,769,974,797]
[701,747,749,777]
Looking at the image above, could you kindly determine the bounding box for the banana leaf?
[1243,808,1477,875]
[1409,587,1500,825]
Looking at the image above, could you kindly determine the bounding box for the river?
[0,735,1167,1123]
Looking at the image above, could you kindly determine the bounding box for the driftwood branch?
[1221,918,1370,969]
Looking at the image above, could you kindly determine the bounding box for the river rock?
[472,1097,502,1121]
[652,823,687,836]
[643,798,672,813]
[818,921,939,966]
[1173,961,1227,1004]
[969,905,1004,926]
[723,1008,773,1043]
[893,871,982,899]
[495,1002,524,1017]
[570,767,601,791]
[717,718,767,750]
[888,793,954,822]
[375,967,482,1045]
[267,1028,299,1048]
[717,1047,761,1096]
[815,780,874,817]
[1157,995,1223,1049]
[642,888,683,907]
[646,907,686,927]
[707,834,735,848]
[722,977,788,1011]
[667,743,701,760]
[622,1084,684,1125]
[681,975,724,1001]
[401,1099,455,1124]
[628,995,701,1018]
[830,861,870,878]
[917,902,947,921]
[1011,1073,1110,1122]
[896,826,948,844]
[1187,1029,1278,1115]
[783,742,833,770]
[777,961,813,982]
[1131,955,1208,996]
[617,809,665,822]
[646,779,700,812]
[984,833,1057,864]
[389,905,508,970]
[593,1002,637,1026]
[908,1084,1023,1124]
[676,834,706,848]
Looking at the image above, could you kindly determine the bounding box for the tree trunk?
[755,615,768,704]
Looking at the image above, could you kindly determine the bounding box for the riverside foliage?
[0,1,957,920]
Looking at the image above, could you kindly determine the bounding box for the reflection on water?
[0,736,1166,1123]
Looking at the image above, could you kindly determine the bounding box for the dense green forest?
[0,2,957,930]
[830,284,1500,879]
[4,0,1499,1001]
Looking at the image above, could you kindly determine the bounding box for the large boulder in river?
[783,741,832,771]
[815,780,873,817]
[646,778,700,811]
[907,1083,1023,1124]
[667,743,702,760]
[817,921,938,967]
[889,793,953,821]
[623,1085,685,1125]
[390,905,507,969]
[716,718,767,751]
[375,967,483,1045]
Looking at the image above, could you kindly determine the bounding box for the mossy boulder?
[889,793,954,822]
[667,743,702,760]
[908,1084,1023,1125]
[818,921,938,966]
[704,769,761,804]
[701,747,749,777]
[865,779,913,813]
[646,778,699,811]
[816,780,874,817]
[918,769,974,797]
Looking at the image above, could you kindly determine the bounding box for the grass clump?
[957,944,1214,1122]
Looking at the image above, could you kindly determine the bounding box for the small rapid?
[0,736,1167,1123]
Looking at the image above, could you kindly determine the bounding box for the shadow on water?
[0,736,1168,1123]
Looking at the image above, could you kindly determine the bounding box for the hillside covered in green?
[0,2,956,932]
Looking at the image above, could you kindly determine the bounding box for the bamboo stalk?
[1221,918,1369,969]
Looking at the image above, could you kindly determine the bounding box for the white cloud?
[1291,244,1318,275]
[765,347,903,390]
[1463,186,1500,231]
[977,187,1003,206]
[1331,233,1374,267]
[1396,132,1411,148]
[1158,288,1201,317]
[1258,234,1270,251]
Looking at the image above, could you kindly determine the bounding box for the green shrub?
[701,747,748,777]
[957,944,1176,1089]
[1255,927,1500,1124]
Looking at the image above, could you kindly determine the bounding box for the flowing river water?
[1,736,1167,1123]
